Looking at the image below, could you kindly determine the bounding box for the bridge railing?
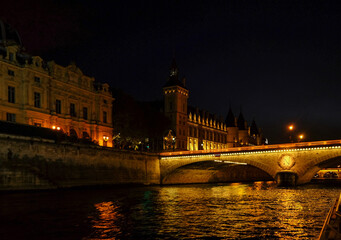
[160,139,341,157]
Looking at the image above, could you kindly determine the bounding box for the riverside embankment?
[0,134,160,190]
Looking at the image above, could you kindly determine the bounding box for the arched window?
[82,131,90,139]
[69,129,78,142]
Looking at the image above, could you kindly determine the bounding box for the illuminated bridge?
[159,140,341,186]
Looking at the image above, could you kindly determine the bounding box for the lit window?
[6,113,15,122]
[34,123,41,127]
[70,103,76,117]
[34,92,41,108]
[56,99,61,114]
[8,86,15,103]
[8,69,14,76]
[83,107,88,120]
[103,111,107,123]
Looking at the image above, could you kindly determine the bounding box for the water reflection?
[85,201,122,240]
[0,183,338,239]
[153,182,335,239]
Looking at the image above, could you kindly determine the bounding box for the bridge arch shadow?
[161,161,273,185]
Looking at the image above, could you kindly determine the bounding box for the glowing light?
[57,127,60,130]
[103,136,109,141]
[52,125,56,129]
[288,124,294,131]
[299,134,304,140]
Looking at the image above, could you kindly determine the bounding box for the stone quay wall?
[0,134,160,191]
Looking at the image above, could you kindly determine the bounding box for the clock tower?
[163,59,189,150]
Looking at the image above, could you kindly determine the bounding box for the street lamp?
[298,134,304,142]
[288,124,295,142]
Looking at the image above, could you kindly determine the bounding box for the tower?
[237,110,248,145]
[250,119,262,145]
[225,106,238,147]
[163,59,188,150]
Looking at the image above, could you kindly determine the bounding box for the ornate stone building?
[163,60,264,151]
[0,20,114,147]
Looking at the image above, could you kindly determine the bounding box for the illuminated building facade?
[163,60,264,151]
[0,20,113,147]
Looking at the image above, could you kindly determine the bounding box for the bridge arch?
[159,155,277,185]
[297,155,341,184]
[161,160,273,184]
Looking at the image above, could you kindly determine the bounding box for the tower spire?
[163,58,186,89]
[237,107,246,130]
[169,58,178,78]
[225,104,236,127]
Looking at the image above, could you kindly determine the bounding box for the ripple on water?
[0,182,339,239]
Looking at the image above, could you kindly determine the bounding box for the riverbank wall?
[0,134,160,191]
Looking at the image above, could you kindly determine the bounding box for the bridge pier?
[275,171,297,187]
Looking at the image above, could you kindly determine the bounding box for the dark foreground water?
[0,182,340,240]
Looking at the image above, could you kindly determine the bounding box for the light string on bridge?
[160,145,341,160]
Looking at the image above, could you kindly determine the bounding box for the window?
[56,99,61,114]
[34,92,41,108]
[9,53,13,61]
[83,107,88,120]
[103,111,107,123]
[169,102,173,111]
[8,70,14,76]
[6,113,15,122]
[34,77,40,83]
[8,86,15,103]
[34,123,41,127]
[70,103,76,117]
[103,99,107,104]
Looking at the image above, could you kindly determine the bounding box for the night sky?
[2,0,341,143]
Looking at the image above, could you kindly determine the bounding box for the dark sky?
[2,0,341,143]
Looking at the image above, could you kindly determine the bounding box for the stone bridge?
[159,140,341,186]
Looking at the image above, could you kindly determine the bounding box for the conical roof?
[225,107,235,127]
[250,119,259,136]
[237,111,246,130]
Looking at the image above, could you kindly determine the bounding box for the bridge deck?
[160,139,341,157]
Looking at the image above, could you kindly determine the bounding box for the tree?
[112,89,170,151]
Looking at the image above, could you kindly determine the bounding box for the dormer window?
[35,61,39,67]
[8,69,14,76]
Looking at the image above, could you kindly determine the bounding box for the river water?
[0,182,340,240]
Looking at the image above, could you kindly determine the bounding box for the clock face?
[279,155,295,170]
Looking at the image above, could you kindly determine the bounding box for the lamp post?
[298,134,304,142]
[288,124,294,142]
